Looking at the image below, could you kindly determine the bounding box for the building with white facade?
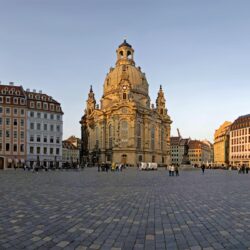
[26,90,63,168]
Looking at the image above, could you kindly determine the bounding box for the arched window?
[95,126,99,147]
[161,128,164,150]
[120,120,128,147]
[109,124,112,148]
[127,50,132,59]
[137,123,141,149]
[151,126,155,150]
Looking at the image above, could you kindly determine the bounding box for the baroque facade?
[229,114,250,167]
[80,40,172,166]
[214,121,231,166]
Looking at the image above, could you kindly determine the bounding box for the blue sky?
[1,0,250,141]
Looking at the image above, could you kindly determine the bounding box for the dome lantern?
[116,40,135,66]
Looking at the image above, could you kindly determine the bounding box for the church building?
[80,40,172,166]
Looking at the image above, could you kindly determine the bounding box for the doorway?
[0,157,4,170]
[121,154,127,165]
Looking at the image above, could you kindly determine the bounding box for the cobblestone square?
[0,168,250,250]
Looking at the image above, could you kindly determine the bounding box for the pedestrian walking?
[175,164,179,176]
[168,165,171,176]
[246,166,249,174]
[171,165,175,176]
[201,164,205,174]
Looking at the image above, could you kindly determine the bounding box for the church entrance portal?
[121,154,127,165]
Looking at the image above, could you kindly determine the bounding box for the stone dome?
[103,64,149,96]
[103,40,150,106]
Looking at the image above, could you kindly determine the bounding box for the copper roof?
[230,114,250,131]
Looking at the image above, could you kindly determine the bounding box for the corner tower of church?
[80,40,172,166]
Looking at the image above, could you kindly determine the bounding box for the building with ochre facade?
[80,40,172,166]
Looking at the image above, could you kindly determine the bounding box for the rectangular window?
[30,111,34,117]
[50,137,54,143]
[43,103,48,110]
[20,131,24,139]
[13,144,17,152]
[56,137,60,144]
[37,112,41,118]
[44,124,47,131]
[37,123,41,130]
[0,118,2,125]
[57,115,60,121]
[0,143,2,151]
[43,147,47,155]
[6,108,10,114]
[20,109,25,115]
[20,119,24,127]
[13,98,18,104]
[37,147,41,154]
[0,107,2,113]
[56,125,60,132]
[56,148,60,155]
[6,118,10,125]
[14,131,17,139]
[20,144,24,152]
[6,97,10,103]
[37,136,41,142]
[37,102,41,109]
[50,125,54,131]
[30,135,34,142]
[6,130,10,138]
[30,123,34,129]
[0,130,2,137]
[0,97,3,103]
[30,102,35,108]
[50,104,54,111]
[13,119,17,126]
[14,108,18,115]
[44,136,47,143]
[30,146,34,154]
[44,113,47,119]
[50,148,53,155]
[20,99,25,105]
[6,143,10,151]
[50,114,54,120]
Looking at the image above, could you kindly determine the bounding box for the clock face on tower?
[122,85,127,90]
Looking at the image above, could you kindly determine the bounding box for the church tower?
[156,85,167,116]
[86,85,96,115]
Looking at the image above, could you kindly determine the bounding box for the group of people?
[237,164,249,174]
[167,164,179,176]
[97,162,125,172]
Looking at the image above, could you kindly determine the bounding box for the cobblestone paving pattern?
[0,168,250,250]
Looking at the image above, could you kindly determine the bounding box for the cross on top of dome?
[119,39,132,48]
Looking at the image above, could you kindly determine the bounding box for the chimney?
[26,88,30,92]
[9,82,14,86]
